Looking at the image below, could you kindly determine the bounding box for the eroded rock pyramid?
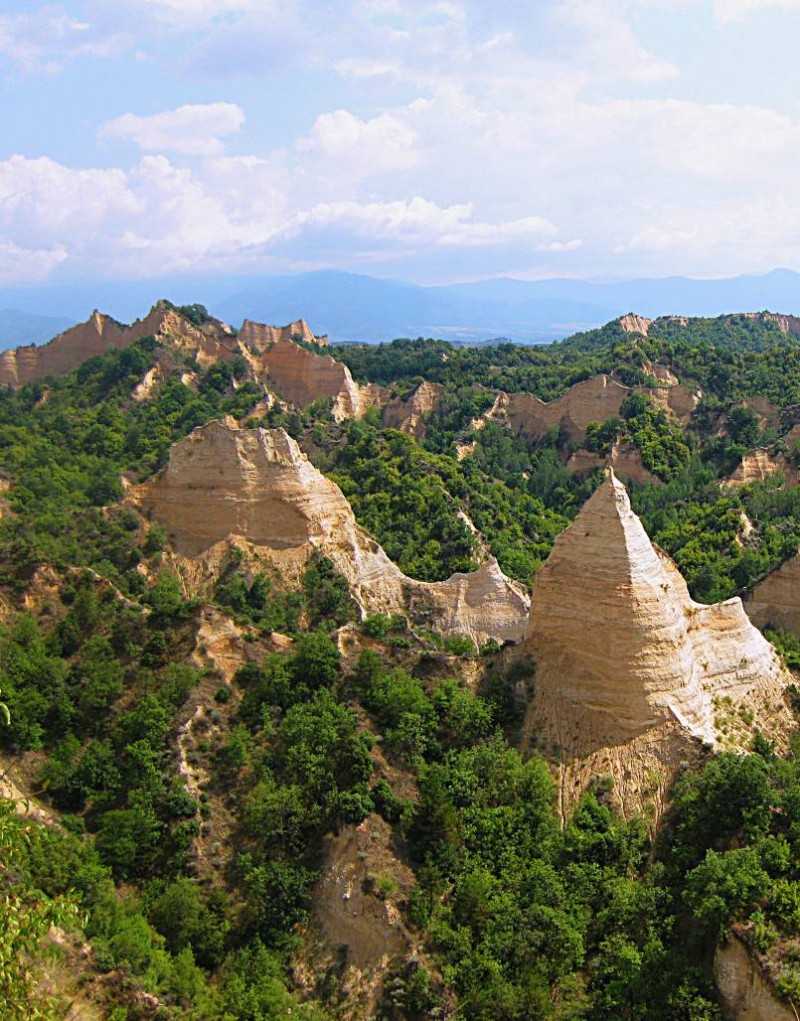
[526,470,791,759]
[134,418,529,645]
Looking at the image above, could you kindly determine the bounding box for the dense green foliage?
[6,309,800,1016]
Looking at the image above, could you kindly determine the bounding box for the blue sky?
[2,0,800,285]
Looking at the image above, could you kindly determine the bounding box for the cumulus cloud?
[5,0,800,280]
[294,198,555,247]
[99,103,245,156]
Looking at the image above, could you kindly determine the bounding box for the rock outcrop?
[714,937,795,1021]
[566,441,658,485]
[260,340,385,423]
[723,449,798,488]
[490,376,631,444]
[239,318,326,350]
[0,303,240,389]
[134,419,529,644]
[741,397,782,432]
[619,313,653,336]
[745,553,800,636]
[489,374,698,446]
[742,311,800,337]
[524,471,790,791]
[382,381,444,439]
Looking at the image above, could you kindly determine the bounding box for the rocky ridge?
[485,372,699,446]
[132,418,529,645]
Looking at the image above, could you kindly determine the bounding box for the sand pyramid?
[526,470,790,757]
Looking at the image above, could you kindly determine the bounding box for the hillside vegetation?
[4,310,800,1018]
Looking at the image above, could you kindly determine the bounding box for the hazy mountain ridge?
[4,267,800,347]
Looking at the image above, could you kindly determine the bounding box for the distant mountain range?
[2,267,800,348]
[0,308,72,347]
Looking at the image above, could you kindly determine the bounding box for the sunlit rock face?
[525,470,790,756]
[0,303,239,389]
[138,418,530,644]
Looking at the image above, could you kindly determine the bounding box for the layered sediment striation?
[525,471,790,760]
[135,419,529,644]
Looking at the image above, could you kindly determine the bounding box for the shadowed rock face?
[526,471,789,755]
[382,381,444,440]
[137,419,530,644]
[745,554,800,636]
[724,449,798,488]
[566,440,658,485]
[260,340,385,421]
[714,937,796,1021]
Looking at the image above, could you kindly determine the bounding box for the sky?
[2,0,800,286]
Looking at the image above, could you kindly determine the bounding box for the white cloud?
[294,197,549,246]
[0,240,67,283]
[140,0,278,27]
[99,103,245,156]
[713,0,800,22]
[0,6,126,73]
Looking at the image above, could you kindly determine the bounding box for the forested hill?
[334,310,800,404]
[5,305,800,1019]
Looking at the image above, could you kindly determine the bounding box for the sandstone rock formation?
[723,449,798,488]
[619,313,653,336]
[714,937,795,1021]
[133,419,529,644]
[382,381,444,439]
[742,311,800,337]
[524,471,790,780]
[566,441,658,485]
[0,302,240,389]
[744,553,800,635]
[260,340,385,423]
[650,381,700,424]
[238,318,326,350]
[490,376,631,444]
[488,373,698,446]
[741,397,782,432]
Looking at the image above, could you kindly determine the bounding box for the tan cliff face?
[745,553,800,636]
[488,373,699,446]
[133,419,529,644]
[619,313,654,336]
[714,937,796,1021]
[382,381,444,440]
[524,471,791,766]
[260,340,386,423]
[0,303,240,389]
[238,318,327,350]
[723,449,799,488]
[566,440,658,485]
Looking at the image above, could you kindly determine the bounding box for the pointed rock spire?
[526,469,789,754]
